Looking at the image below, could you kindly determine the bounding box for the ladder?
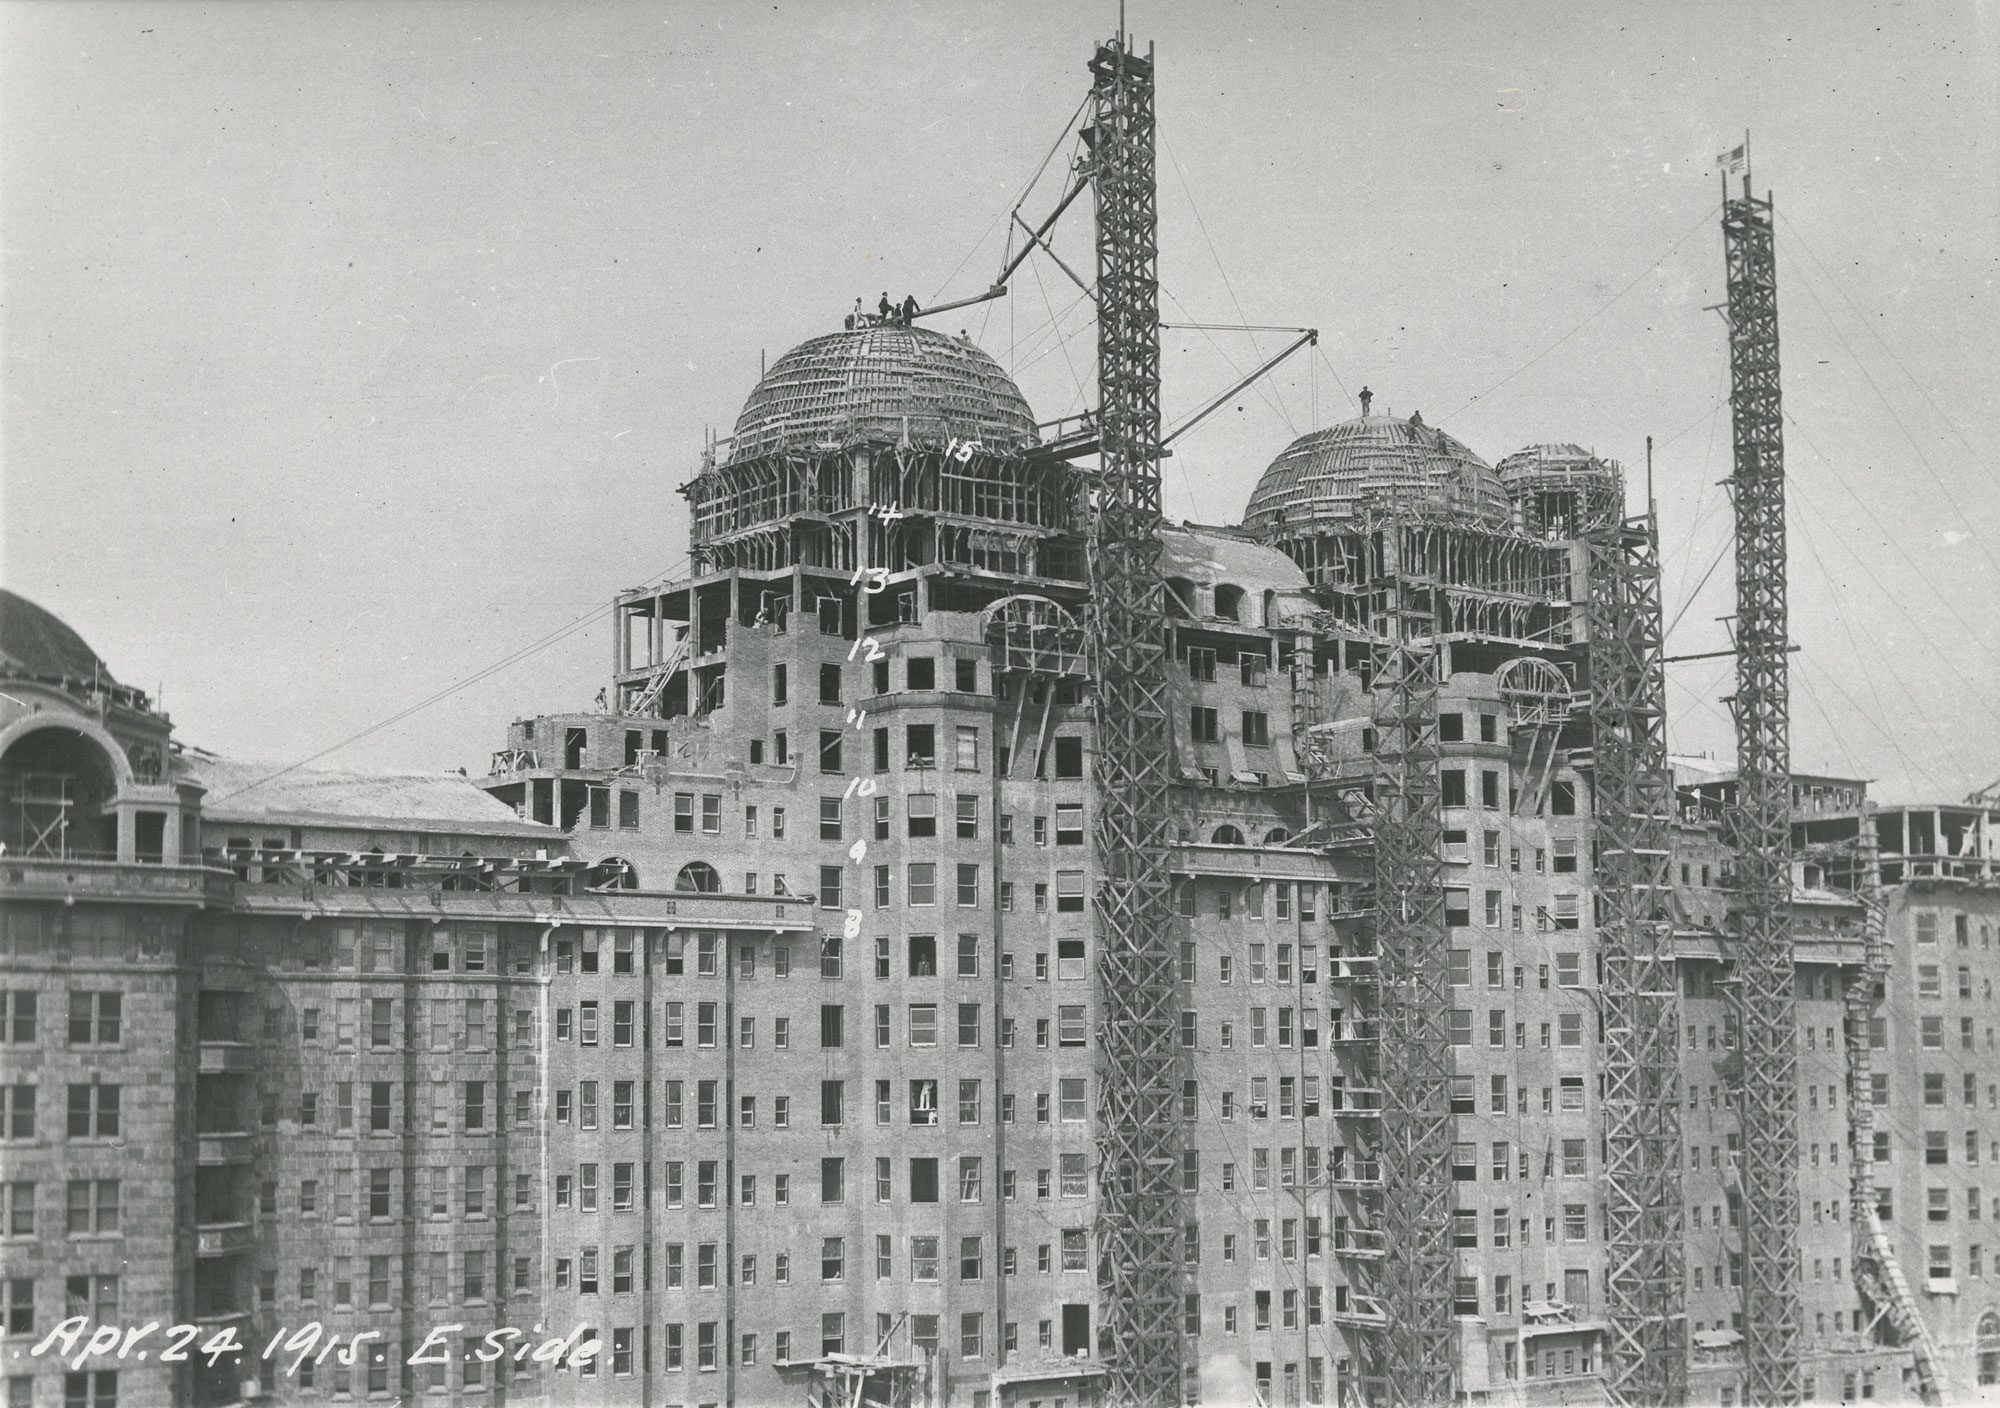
[626,636,689,717]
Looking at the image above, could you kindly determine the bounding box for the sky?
[3,0,1995,803]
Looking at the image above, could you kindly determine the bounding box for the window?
[909,864,936,906]
[66,994,120,1045]
[1050,733,1084,777]
[1191,707,1219,742]
[1243,711,1270,746]
[1055,803,1085,846]
[1056,871,1085,912]
[1060,1078,1086,1121]
[66,1084,119,1138]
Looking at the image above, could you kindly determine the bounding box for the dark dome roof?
[0,590,113,683]
[727,324,1037,463]
[1240,413,1511,533]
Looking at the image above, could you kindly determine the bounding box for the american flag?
[1716,143,1747,175]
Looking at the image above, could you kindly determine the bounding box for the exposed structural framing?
[1721,183,1806,1404]
[1080,34,1185,1408]
[1845,814,1944,1403]
[1583,497,1688,1406]
[1273,517,1575,647]
[1354,515,1456,1408]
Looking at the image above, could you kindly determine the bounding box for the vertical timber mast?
[1721,167,1806,1404]
[1360,519,1456,1407]
[1586,480,1689,1405]
[1083,32,1185,1408]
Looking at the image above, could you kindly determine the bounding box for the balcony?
[1330,1294,1390,1329]
[0,855,231,906]
[199,1042,257,1074]
[1170,844,1344,883]
[1328,1086,1385,1117]
[1325,956,1380,984]
[1326,1162,1383,1189]
[196,1222,255,1258]
[1331,1228,1387,1259]
[198,1132,254,1166]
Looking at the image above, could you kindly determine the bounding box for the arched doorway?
[0,725,119,858]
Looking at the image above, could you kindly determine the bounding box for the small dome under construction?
[727,324,1039,464]
[1240,412,1512,534]
[1496,443,1623,537]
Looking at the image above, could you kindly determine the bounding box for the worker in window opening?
[901,293,919,325]
[878,292,893,322]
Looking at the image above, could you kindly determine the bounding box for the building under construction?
[2,25,1997,1408]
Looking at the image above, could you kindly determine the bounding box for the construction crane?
[1585,462,1688,1405]
[1079,30,1186,1408]
[1719,158,1806,1403]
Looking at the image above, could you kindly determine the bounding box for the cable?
[1775,209,1997,572]
[1781,410,2000,672]
[1028,253,1090,417]
[1160,131,1297,432]
[1441,203,1721,424]
[927,94,1090,309]
[211,556,689,803]
[1786,509,1953,796]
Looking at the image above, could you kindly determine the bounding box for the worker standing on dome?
[901,293,919,325]
[878,292,892,322]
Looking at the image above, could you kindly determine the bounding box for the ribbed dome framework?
[727,325,1038,464]
[1495,442,1621,491]
[1496,443,1624,537]
[1240,414,1512,533]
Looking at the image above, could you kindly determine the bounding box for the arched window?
[674,861,721,893]
[1213,584,1244,621]
[1263,827,1291,845]
[1979,1311,1999,1387]
[1212,824,1245,846]
[590,857,640,891]
[1164,578,1196,619]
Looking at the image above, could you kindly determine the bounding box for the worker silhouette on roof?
[879,292,892,322]
[901,294,919,325]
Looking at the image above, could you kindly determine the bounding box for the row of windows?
[1912,911,1992,948]
[288,1250,527,1310]
[0,993,119,1045]
[0,1085,118,1140]
[769,655,982,708]
[0,1182,119,1236]
[294,1165,502,1220]
[1914,963,1997,1000]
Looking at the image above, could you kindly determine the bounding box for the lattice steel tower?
[1082,33,1185,1408]
[1358,518,1456,1408]
[1721,176,1805,1404]
[1585,488,1688,1405]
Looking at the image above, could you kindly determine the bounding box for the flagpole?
[1743,128,1753,200]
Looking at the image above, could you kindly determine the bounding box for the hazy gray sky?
[4,0,1994,802]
